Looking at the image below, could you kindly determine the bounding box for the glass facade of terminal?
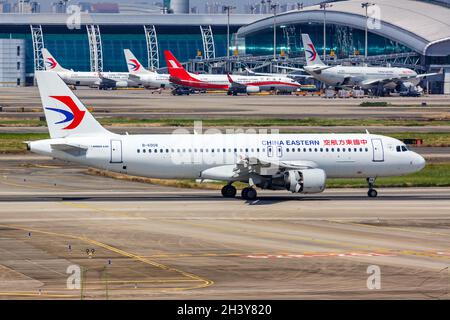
[244,23,412,58]
[0,25,232,75]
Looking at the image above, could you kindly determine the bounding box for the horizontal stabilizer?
[50,143,89,151]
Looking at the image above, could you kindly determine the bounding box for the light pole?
[361,2,375,59]
[223,5,236,68]
[320,2,332,61]
[271,3,279,61]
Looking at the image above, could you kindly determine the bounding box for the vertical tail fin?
[35,71,111,139]
[163,50,198,82]
[301,34,326,67]
[124,49,151,75]
[42,48,70,72]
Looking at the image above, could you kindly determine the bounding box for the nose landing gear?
[367,177,378,197]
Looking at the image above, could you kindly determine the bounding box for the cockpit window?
[401,145,408,152]
[396,146,401,152]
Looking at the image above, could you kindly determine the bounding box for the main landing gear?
[367,177,378,198]
[221,184,237,198]
[221,184,258,200]
[241,187,257,200]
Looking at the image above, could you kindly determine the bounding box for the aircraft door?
[371,138,384,162]
[110,140,123,163]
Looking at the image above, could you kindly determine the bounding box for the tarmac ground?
[1,87,450,120]
[0,155,449,299]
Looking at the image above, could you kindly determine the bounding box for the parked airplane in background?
[124,49,172,89]
[282,34,440,95]
[244,67,312,82]
[164,50,302,95]
[28,71,425,200]
[42,48,138,89]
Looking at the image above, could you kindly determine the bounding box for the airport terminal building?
[0,0,449,93]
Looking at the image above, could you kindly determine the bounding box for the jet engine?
[283,169,326,193]
[114,81,129,88]
[246,86,260,93]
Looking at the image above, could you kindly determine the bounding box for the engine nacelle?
[114,81,129,88]
[246,86,260,93]
[283,169,326,193]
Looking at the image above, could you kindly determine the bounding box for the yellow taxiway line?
[0,223,213,298]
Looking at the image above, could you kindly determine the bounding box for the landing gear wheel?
[241,187,257,200]
[368,189,378,198]
[366,177,377,198]
[246,188,257,200]
[221,185,237,198]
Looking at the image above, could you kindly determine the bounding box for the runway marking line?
[0,175,78,192]
[0,263,37,280]
[163,220,450,262]
[329,219,450,238]
[165,219,384,251]
[0,223,214,298]
[247,252,397,259]
[61,201,137,220]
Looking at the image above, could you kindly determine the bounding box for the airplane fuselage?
[56,71,138,87]
[30,133,425,182]
[138,73,173,88]
[306,65,418,89]
[172,73,301,92]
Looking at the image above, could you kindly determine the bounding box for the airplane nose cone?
[414,153,426,171]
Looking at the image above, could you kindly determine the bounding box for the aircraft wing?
[415,68,443,79]
[200,155,318,181]
[236,156,318,172]
[128,74,142,82]
[276,65,332,73]
[98,73,121,87]
[360,77,400,87]
[227,74,246,89]
[274,65,305,72]
[245,68,312,79]
[361,69,443,87]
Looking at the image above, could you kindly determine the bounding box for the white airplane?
[283,34,440,93]
[124,49,173,89]
[164,51,302,95]
[244,67,312,81]
[28,71,425,200]
[42,48,138,89]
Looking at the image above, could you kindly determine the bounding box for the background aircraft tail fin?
[35,71,111,139]
[42,48,70,72]
[301,34,326,67]
[163,50,197,81]
[124,49,151,75]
